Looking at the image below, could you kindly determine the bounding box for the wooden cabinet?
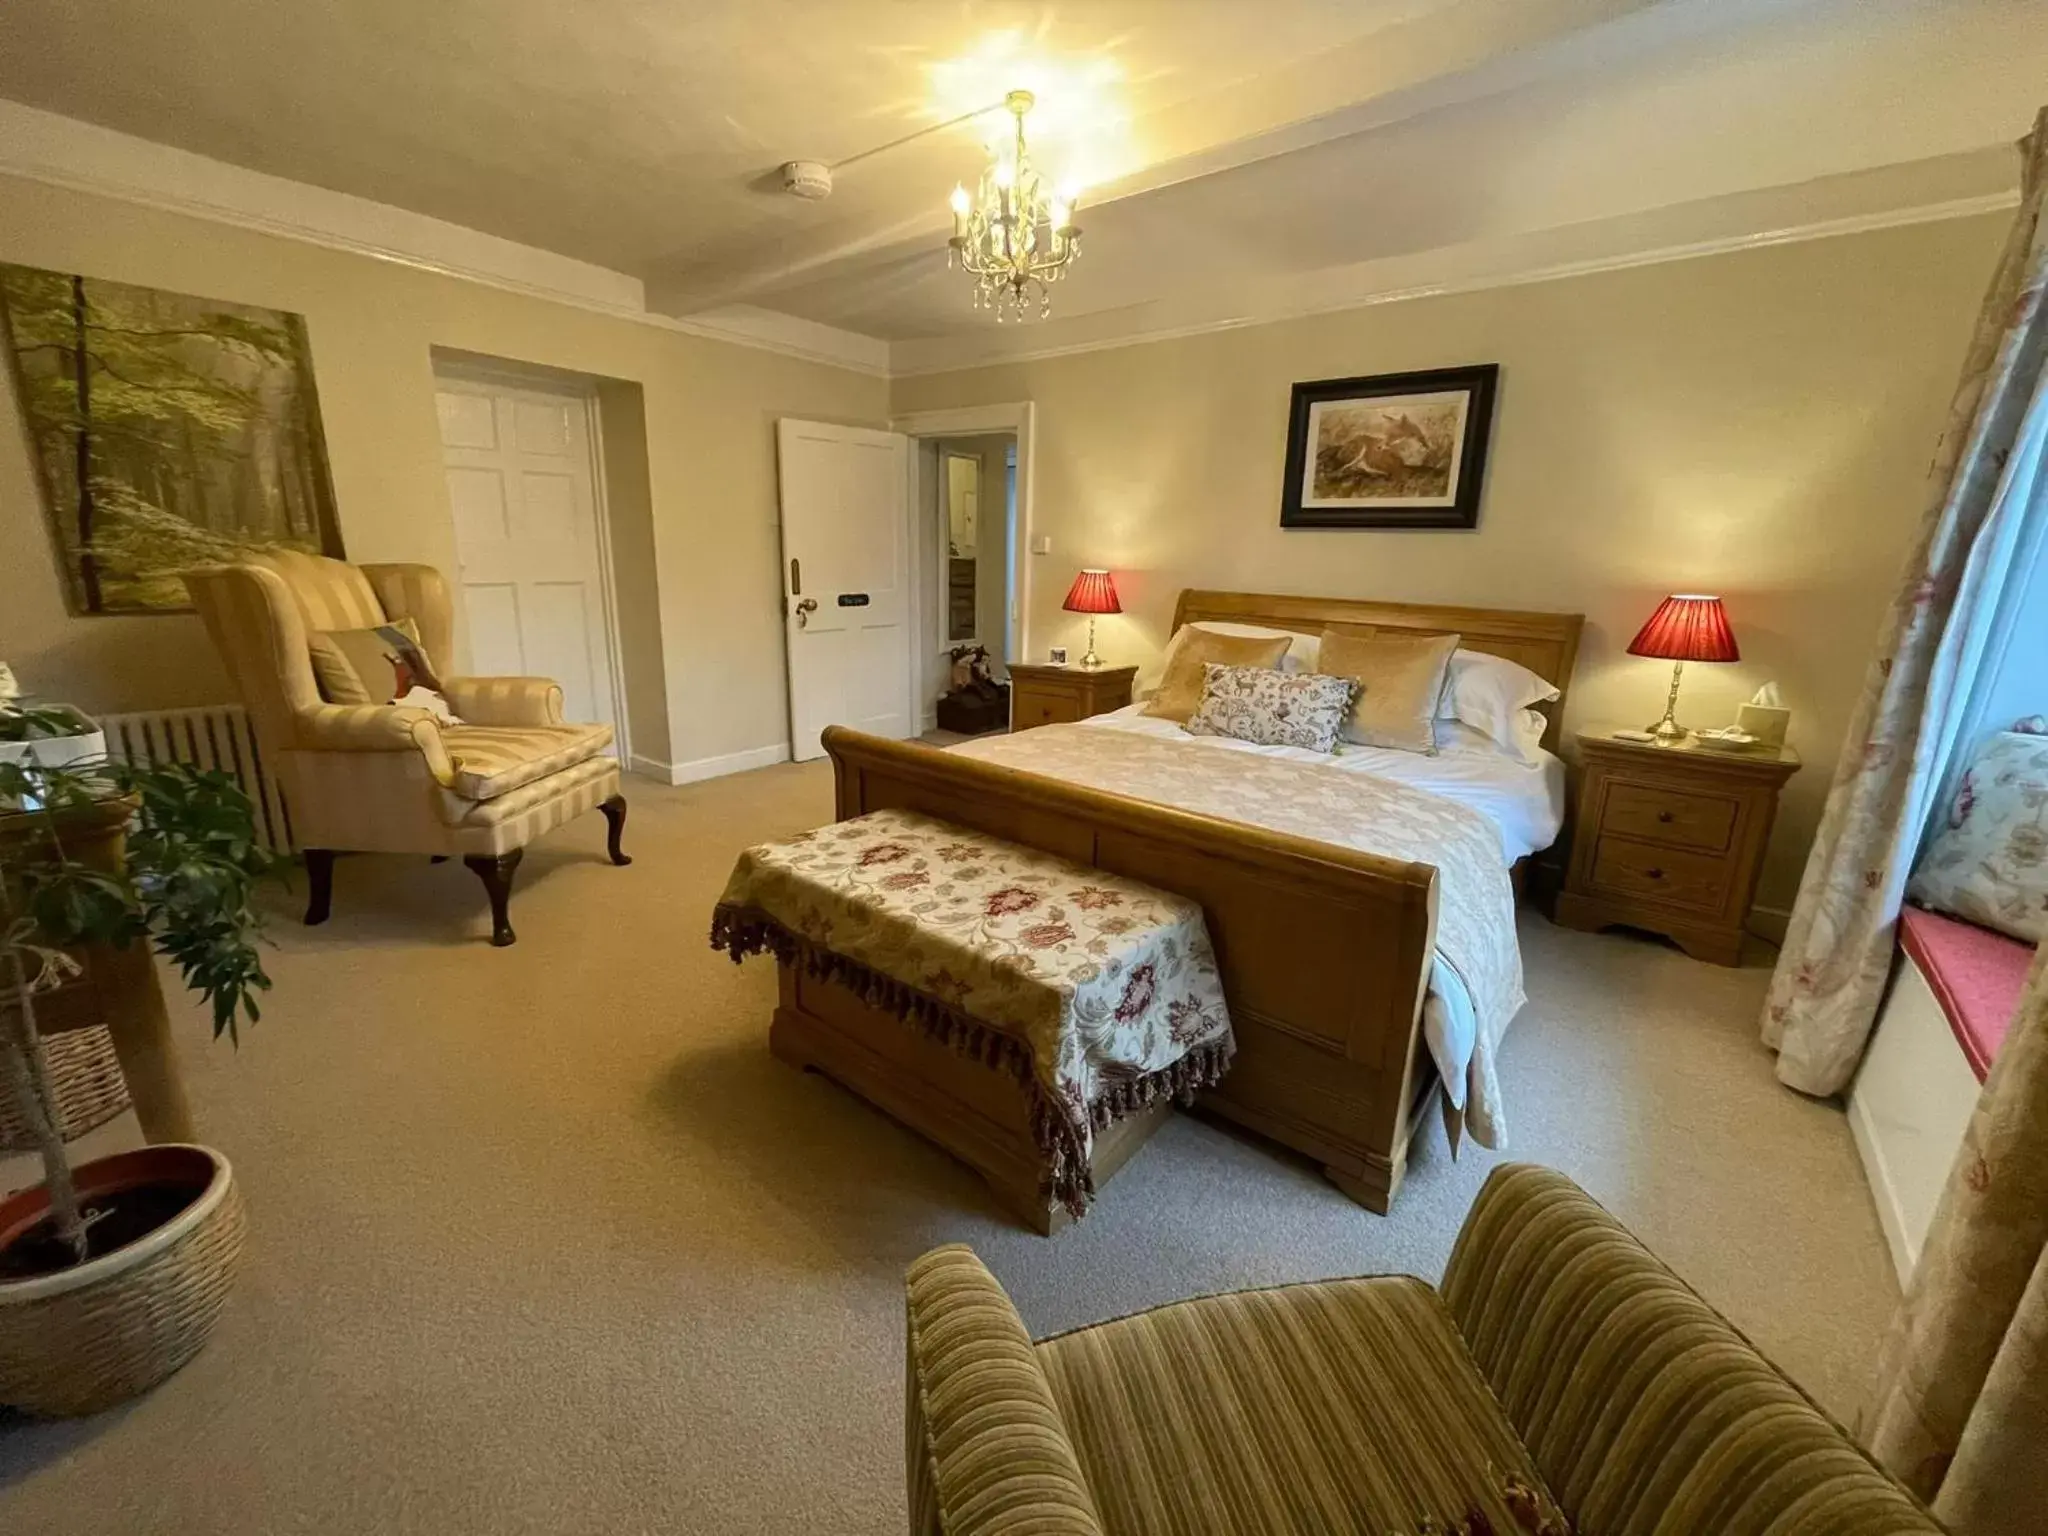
[1006,663,1138,732]
[1555,727,1799,966]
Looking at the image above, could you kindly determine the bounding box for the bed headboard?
[1170,589,1585,752]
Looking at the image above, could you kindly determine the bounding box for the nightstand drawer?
[1014,692,1082,729]
[1589,837,1730,913]
[1602,782,1737,853]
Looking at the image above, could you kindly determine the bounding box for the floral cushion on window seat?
[1908,729,2048,943]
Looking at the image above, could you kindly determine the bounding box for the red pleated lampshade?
[1627,594,1739,663]
[1062,569,1122,616]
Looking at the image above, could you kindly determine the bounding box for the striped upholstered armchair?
[906,1164,1940,1536]
[186,550,627,947]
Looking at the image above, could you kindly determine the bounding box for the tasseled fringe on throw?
[711,903,1234,1217]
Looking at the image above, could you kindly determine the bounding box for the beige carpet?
[1,757,1898,1534]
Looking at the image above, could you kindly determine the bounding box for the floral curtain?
[1761,107,2048,1096]
[1861,946,2048,1528]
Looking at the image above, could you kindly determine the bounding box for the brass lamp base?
[1645,660,1690,742]
[1078,617,1103,669]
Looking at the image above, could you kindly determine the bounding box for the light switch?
[1031,534,1052,555]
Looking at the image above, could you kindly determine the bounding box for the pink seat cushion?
[1899,905,2035,1083]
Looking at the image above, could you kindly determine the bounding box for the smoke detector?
[780,160,833,200]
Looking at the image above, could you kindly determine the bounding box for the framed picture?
[1279,363,1498,530]
[0,262,342,614]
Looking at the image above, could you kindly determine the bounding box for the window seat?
[1897,904,2034,1083]
[1849,905,2033,1283]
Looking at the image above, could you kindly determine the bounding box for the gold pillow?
[1317,628,1460,753]
[1142,629,1292,723]
[309,617,434,705]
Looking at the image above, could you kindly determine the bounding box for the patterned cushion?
[1908,730,2048,942]
[440,722,612,802]
[1184,663,1356,752]
[1141,629,1292,723]
[1034,1274,1555,1535]
[1318,627,1460,754]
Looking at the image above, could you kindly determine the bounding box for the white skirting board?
[1848,953,1983,1285]
[637,743,793,786]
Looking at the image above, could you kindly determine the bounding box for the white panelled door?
[435,375,618,735]
[776,419,913,761]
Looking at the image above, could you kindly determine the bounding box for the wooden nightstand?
[1555,726,1800,965]
[1007,663,1138,731]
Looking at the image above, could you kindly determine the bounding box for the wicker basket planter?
[0,1144,245,1417]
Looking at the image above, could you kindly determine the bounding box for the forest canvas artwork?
[0,264,341,613]
[1279,364,1499,530]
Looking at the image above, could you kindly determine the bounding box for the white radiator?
[100,704,296,854]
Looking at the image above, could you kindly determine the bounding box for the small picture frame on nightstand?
[1047,646,1068,665]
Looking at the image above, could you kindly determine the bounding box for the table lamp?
[1061,569,1121,669]
[1626,594,1738,742]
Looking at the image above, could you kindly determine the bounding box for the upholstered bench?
[711,809,1235,1232]
[906,1164,1942,1536]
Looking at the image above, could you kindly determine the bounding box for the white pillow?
[1435,713,1548,765]
[1141,622,1318,697]
[1437,650,1559,764]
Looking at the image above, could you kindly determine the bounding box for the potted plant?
[0,752,272,1416]
[0,676,106,773]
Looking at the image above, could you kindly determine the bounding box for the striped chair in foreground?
[905,1163,1940,1536]
[187,550,627,947]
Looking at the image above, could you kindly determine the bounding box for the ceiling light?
[946,90,1081,321]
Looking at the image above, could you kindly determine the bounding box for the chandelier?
[947,90,1081,321]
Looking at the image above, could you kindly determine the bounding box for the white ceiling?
[0,0,2041,360]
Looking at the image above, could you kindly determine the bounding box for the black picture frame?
[1279,363,1499,530]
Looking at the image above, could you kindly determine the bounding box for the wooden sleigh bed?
[822,590,1583,1214]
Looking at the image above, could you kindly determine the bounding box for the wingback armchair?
[906,1164,1940,1536]
[185,549,628,946]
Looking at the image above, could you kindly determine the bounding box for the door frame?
[890,402,1036,723]
[430,355,633,761]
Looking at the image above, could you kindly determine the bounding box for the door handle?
[794,596,819,629]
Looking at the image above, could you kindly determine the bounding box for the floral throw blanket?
[951,724,1525,1146]
[710,809,1234,1215]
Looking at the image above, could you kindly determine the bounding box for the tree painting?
[0,264,341,614]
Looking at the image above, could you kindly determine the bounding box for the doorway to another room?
[924,432,1017,734]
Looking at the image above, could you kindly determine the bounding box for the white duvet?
[1063,705,1567,1136]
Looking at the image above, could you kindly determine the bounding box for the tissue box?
[1736,703,1789,747]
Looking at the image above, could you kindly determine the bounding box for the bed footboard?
[823,727,1440,1212]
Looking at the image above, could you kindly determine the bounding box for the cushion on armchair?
[1034,1274,1553,1535]
[440,723,613,802]
[308,618,450,706]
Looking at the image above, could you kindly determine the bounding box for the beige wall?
[893,215,2008,909]
[591,378,671,767]
[0,174,887,773]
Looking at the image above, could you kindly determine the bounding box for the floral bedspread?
[950,724,1524,1146]
[710,808,1234,1214]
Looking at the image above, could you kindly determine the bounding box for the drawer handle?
[1657,810,1675,823]
[1646,867,1665,880]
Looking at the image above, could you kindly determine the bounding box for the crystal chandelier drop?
[947,90,1081,321]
